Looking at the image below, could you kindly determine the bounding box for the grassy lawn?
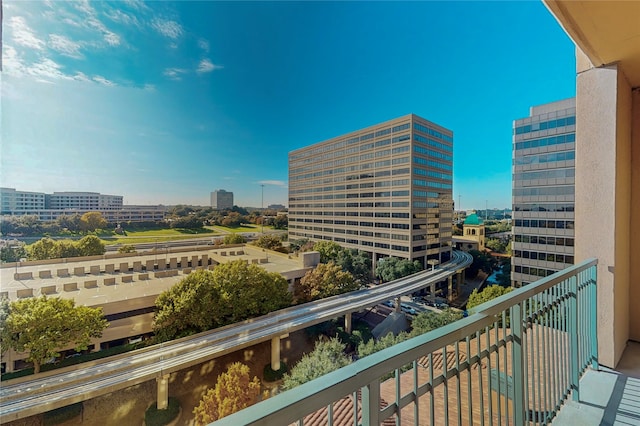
[209,224,274,234]
[101,227,219,245]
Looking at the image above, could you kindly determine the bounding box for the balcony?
[213,258,638,425]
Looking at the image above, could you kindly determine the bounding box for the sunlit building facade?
[511,98,576,287]
[288,114,454,267]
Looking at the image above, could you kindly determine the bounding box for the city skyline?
[1,1,576,208]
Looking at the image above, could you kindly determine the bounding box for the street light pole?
[261,184,265,234]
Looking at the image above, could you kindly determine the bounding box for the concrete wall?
[630,90,640,341]
[575,54,633,367]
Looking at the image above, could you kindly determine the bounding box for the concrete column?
[447,276,453,302]
[156,374,170,410]
[575,55,633,367]
[430,283,436,303]
[271,336,281,371]
[345,312,352,333]
[394,297,401,313]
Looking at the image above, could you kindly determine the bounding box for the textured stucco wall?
[575,61,633,368]
[630,90,640,342]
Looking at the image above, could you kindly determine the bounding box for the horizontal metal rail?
[0,251,472,422]
[215,258,598,426]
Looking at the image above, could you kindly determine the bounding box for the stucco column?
[345,312,352,334]
[156,374,170,410]
[271,336,281,371]
[575,53,632,368]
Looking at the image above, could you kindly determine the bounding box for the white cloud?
[73,72,91,82]
[143,84,156,92]
[104,9,141,28]
[49,34,83,58]
[9,16,45,50]
[152,19,183,39]
[196,59,222,74]
[2,45,27,76]
[87,18,121,46]
[198,39,210,52]
[123,0,151,12]
[258,180,287,187]
[93,75,116,86]
[163,68,188,81]
[26,58,72,81]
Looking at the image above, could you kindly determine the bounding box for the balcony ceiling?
[544,0,640,87]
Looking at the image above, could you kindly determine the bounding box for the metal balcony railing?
[215,258,598,426]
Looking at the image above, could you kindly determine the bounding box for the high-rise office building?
[210,189,234,210]
[511,98,576,287]
[288,114,453,267]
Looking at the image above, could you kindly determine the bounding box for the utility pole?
[486,200,488,221]
[261,184,265,234]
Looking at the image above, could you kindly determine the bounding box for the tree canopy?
[154,262,291,341]
[79,211,108,232]
[465,250,497,278]
[252,234,283,251]
[76,235,105,256]
[410,308,463,336]
[294,262,358,304]
[311,242,372,284]
[0,296,107,373]
[192,362,263,424]
[467,284,513,311]
[223,233,246,245]
[0,243,27,263]
[375,257,423,282]
[282,338,351,390]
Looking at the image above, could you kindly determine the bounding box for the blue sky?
[1,1,576,209]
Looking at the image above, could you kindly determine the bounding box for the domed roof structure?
[463,213,483,225]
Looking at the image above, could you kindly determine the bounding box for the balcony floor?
[553,341,640,425]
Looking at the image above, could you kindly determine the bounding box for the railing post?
[361,379,380,425]
[569,275,580,401]
[511,302,525,425]
[590,265,599,370]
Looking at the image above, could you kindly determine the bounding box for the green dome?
[464,213,483,225]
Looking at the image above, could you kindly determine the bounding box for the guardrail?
[216,258,598,425]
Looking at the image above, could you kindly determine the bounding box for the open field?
[101,228,219,246]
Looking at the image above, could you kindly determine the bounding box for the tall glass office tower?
[511,98,576,287]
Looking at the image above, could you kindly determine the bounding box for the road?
[0,251,471,422]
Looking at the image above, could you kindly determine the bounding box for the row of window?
[514,132,575,151]
[413,133,452,152]
[413,145,453,162]
[513,203,574,212]
[514,116,576,135]
[513,250,574,264]
[513,219,575,229]
[290,166,411,182]
[513,186,574,197]
[514,234,574,247]
[414,123,454,143]
[414,179,453,190]
[290,212,411,222]
[413,156,452,171]
[514,150,575,166]
[513,265,560,279]
[414,168,452,181]
[514,168,575,181]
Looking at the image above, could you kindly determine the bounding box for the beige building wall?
[574,50,634,368]
[631,90,640,343]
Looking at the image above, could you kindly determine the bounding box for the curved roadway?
[0,250,472,422]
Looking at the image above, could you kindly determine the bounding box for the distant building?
[511,98,576,287]
[452,212,485,252]
[0,188,165,223]
[268,204,286,211]
[288,113,454,267]
[210,189,234,210]
[0,188,46,214]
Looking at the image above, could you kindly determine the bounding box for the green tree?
[465,250,496,278]
[28,237,60,260]
[272,214,288,230]
[169,215,202,229]
[467,284,513,312]
[79,211,108,232]
[76,235,105,256]
[154,270,226,341]
[410,309,463,336]
[282,338,350,390]
[313,241,343,263]
[294,262,358,304]
[223,233,246,245]
[375,257,423,282]
[56,214,82,232]
[154,261,291,341]
[56,240,80,258]
[357,331,410,359]
[220,212,244,228]
[486,238,507,253]
[0,296,107,373]
[193,362,263,424]
[253,234,282,251]
[336,249,372,284]
[495,259,512,287]
[0,243,27,263]
[117,244,137,254]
